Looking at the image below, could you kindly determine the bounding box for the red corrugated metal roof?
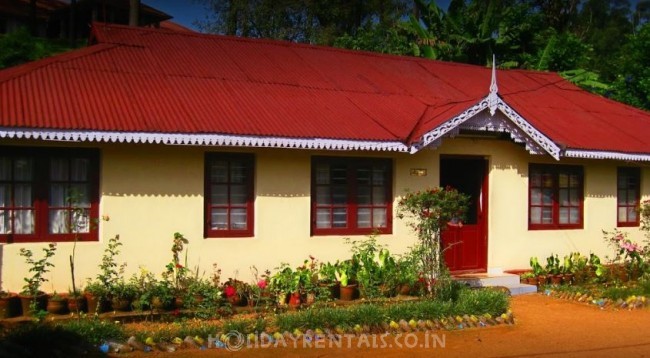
[1,23,649,154]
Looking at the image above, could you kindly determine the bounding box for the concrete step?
[505,283,538,296]
[453,273,537,296]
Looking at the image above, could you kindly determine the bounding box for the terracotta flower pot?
[85,293,110,314]
[0,293,20,319]
[46,296,68,315]
[526,277,539,286]
[152,296,172,310]
[399,284,412,296]
[111,297,132,312]
[18,293,47,317]
[288,292,301,308]
[550,275,563,285]
[67,295,86,314]
[339,283,358,301]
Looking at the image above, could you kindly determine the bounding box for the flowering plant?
[162,232,190,295]
[397,186,469,295]
[603,229,646,275]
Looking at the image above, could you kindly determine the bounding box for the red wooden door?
[440,157,488,273]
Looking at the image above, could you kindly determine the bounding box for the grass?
[0,287,510,347]
[275,287,509,332]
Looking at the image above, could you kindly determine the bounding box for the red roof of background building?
[0,23,649,155]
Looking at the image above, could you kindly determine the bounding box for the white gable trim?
[496,98,561,160]
[413,96,562,160]
[564,149,650,162]
[0,128,410,152]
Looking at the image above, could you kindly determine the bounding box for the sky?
[144,0,206,30]
[143,0,454,32]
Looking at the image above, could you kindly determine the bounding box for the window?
[0,147,99,243]
[312,157,392,235]
[617,167,640,227]
[529,164,583,230]
[205,153,254,237]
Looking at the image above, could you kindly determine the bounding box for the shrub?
[0,323,105,357]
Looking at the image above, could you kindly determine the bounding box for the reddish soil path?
[119,294,650,357]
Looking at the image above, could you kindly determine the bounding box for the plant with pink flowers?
[603,229,646,275]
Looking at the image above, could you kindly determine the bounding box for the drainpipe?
[129,0,140,26]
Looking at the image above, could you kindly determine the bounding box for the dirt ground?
[117,294,650,358]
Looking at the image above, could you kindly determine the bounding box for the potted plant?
[335,260,357,301]
[150,280,174,310]
[111,280,139,311]
[223,277,249,307]
[562,255,574,284]
[269,263,299,307]
[569,252,588,284]
[546,254,563,285]
[395,248,420,295]
[67,288,86,314]
[245,266,270,307]
[46,292,68,315]
[84,280,109,314]
[0,291,19,319]
[530,257,547,286]
[520,272,537,285]
[318,261,340,299]
[18,243,56,317]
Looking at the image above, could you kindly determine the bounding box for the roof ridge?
[92,22,493,71]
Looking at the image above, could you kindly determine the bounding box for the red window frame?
[311,157,392,236]
[0,147,100,243]
[528,164,583,230]
[617,167,640,227]
[204,153,255,238]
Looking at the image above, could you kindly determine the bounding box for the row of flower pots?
[0,291,150,319]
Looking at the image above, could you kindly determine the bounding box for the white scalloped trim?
[0,128,409,152]
[413,96,561,160]
[564,150,650,162]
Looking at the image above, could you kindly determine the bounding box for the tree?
[194,0,412,45]
[333,22,414,55]
[0,28,73,70]
[612,23,650,110]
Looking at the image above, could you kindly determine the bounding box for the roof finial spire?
[488,54,498,116]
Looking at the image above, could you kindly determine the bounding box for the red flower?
[175,263,183,269]
[257,280,268,290]
[224,285,236,297]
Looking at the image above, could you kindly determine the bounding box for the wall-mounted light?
[410,168,427,176]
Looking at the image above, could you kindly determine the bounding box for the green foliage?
[275,287,509,332]
[612,23,650,110]
[56,318,126,345]
[334,23,413,56]
[397,187,470,294]
[0,323,109,357]
[96,235,123,294]
[347,234,398,298]
[195,0,413,45]
[19,243,57,296]
[0,28,73,69]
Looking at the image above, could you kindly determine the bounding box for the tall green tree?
[0,28,73,70]
[612,23,650,110]
[194,0,412,44]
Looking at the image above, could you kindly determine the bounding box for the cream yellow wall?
[1,138,649,292]
[436,138,650,271]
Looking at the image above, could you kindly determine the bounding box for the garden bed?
[0,287,512,355]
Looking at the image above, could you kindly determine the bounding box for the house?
[1,23,649,292]
[0,0,173,39]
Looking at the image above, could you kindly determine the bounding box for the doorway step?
[453,273,537,296]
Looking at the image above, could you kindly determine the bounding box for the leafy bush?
[0,323,106,357]
[275,287,509,332]
[56,318,126,345]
